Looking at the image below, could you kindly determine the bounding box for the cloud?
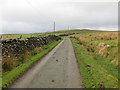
[0,0,118,34]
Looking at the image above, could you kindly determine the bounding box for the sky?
[0,0,119,34]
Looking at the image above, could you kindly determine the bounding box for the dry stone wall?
[1,35,61,58]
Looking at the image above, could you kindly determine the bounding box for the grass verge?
[71,38,118,88]
[2,39,62,88]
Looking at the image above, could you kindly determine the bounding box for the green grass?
[2,29,117,40]
[71,38,118,88]
[1,33,44,40]
[47,29,104,36]
[2,39,62,88]
[94,55,118,78]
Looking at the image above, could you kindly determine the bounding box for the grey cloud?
[0,0,118,34]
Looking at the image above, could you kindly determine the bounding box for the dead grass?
[2,54,17,71]
[2,47,43,72]
[71,32,118,67]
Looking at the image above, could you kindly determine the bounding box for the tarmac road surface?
[11,37,83,88]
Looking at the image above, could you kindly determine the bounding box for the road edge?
[4,39,63,88]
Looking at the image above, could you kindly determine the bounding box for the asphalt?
[10,37,83,88]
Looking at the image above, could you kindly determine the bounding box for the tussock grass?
[2,47,42,72]
[72,32,118,67]
[71,38,118,88]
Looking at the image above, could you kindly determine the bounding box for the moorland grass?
[71,38,118,88]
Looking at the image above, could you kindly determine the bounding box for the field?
[0,29,109,40]
[70,31,119,88]
[1,29,119,88]
[1,33,44,40]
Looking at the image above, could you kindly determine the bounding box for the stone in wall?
[1,35,61,58]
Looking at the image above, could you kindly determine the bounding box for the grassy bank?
[2,39,62,88]
[71,38,118,88]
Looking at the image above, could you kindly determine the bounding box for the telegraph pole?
[54,21,55,35]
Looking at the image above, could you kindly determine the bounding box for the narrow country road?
[10,37,83,88]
